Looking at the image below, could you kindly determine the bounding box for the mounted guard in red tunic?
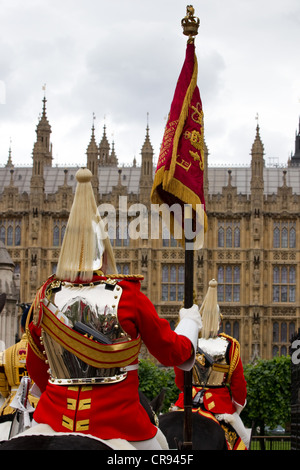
[22,168,202,450]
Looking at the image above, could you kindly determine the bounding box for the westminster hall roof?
[0,164,299,197]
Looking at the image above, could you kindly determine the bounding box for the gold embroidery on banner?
[184,129,202,150]
[189,150,204,170]
[183,128,204,171]
[183,100,205,172]
[207,401,215,410]
[158,119,179,166]
[176,156,191,172]
[191,102,203,126]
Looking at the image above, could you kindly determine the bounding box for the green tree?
[242,355,291,435]
[138,359,179,413]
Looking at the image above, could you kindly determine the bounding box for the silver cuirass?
[193,336,230,387]
[41,280,132,386]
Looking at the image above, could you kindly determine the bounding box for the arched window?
[218,266,224,282]
[273,266,279,283]
[273,321,294,357]
[281,346,287,356]
[281,322,287,342]
[161,264,185,301]
[170,265,176,283]
[0,226,5,244]
[123,264,130,275]
[7,226,13,246]
[115,224,129,247]
[234,227,240,247]
[218,265,240,302]
[218,227,224,247]
[273,322,279,342]
[115,226,122,247]
[289,322,295,340]
[233,266,240,283]
[225,322,231,336]
[273,221,296,248]
[281,227,288,248]
[273,265,296,303]
[290,227,296,248]
[225,266,232,283]
[226,227,232,247]
[273,226,280,248]
[233,321,239,340]
[289,266,296,283]
[281,267,287,284]
[162,266,168,283]
[178,266,184,283]
[53,225,59,246]
[61,225,66,244]
[15,225,21,246]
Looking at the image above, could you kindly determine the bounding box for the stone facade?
[0,98,299,364]
[0,242,19,348]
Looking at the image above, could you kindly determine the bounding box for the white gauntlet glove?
[179,304,202,332]
[175,304,202,371]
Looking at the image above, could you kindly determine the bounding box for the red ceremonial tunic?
[26,275,192,441]
[174,335,247,415]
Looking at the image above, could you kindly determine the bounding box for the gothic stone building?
[0,97,300,365]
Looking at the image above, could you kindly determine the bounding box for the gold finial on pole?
[181,5,200,39]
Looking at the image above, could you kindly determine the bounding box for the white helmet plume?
[56,168,117,282]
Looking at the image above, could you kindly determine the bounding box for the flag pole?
[181,5,200,451]
[182,208,194,450]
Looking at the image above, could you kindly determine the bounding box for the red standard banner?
[151,41,207,249]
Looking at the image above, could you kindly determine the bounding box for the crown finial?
[181,5,200,39]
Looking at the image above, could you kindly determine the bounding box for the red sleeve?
[229,350,247,407]
[26,322,49,393]
[118,280,193,367]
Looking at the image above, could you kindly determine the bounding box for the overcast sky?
[0,0,299,169]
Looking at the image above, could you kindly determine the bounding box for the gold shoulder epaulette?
[219,332,236,343]
[219,333,240,383]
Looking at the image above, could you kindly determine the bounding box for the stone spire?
[31,93,53,192]
[86,115,99,175]
[34,95,53,167]
[288,117,300,167]
[250,121,265,214]
[99,125,110,165]
[251,123,265,192]
[139,115,154,204]
[86,116,99,194]
[109,140,118,166]
[251,123,265,158]
[5,141,14,168]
